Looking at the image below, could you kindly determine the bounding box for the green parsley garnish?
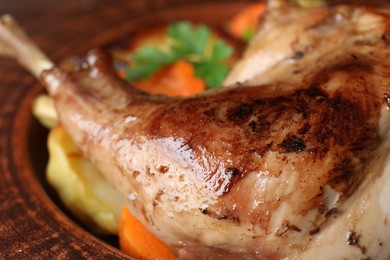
[125,21,233,89]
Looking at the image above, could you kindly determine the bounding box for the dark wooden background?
[0,0,73,22]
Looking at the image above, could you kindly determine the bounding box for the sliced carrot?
[133,60,205,97]
[117,69,126,80]
[228,2,267,41]
[118,206,176,260]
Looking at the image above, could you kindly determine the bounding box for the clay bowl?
[0,0,251,258]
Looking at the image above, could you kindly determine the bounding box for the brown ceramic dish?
[0,0,253,258]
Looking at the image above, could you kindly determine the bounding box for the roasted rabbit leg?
[2,3,390,259]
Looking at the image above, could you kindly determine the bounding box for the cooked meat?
[2,3,390,259]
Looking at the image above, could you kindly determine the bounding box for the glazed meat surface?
[2,3,390,259]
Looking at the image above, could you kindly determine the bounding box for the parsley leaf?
[133,45,175,64]
[126,46,175,81]
[125,63,161,82]
[210,40,233,62]
[168,22,211,57]
[197,40,232,87]
[195,61,230,89]
[125,21,234,89]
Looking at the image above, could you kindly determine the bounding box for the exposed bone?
[0,15,53,79]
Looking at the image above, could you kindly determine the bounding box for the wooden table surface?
[1,0,72,22]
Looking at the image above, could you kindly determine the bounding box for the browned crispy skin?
[147,63,382,223]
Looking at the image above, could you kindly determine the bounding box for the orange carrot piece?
[133,60,205,97]
[228,2,267,41]
[117,69,126,80]
[118,206,176,260]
